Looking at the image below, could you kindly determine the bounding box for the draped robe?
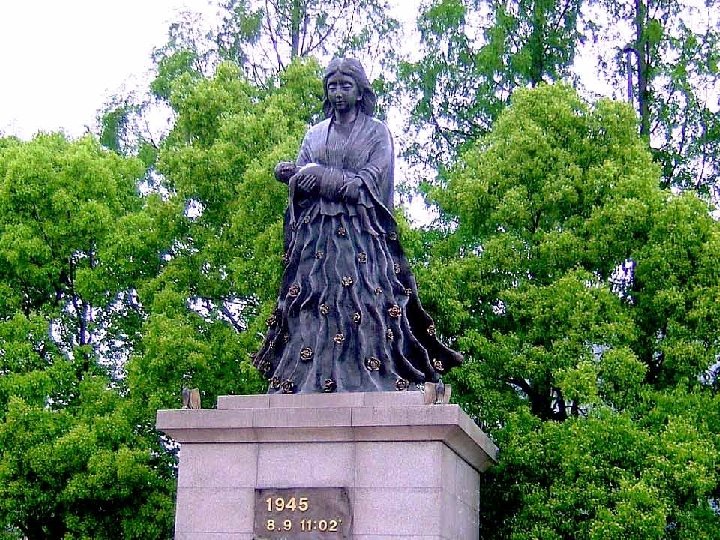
[254,112,462,394]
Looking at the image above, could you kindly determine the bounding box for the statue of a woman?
[254,58,462,394]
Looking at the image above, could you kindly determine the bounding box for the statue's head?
[322,58,377,118]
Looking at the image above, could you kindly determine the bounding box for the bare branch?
[303,0,349,56]
[220,303,245,333]
[264,0,285,70]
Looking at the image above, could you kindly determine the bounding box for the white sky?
[0,1,425,141]
[0,0,215,139]
[1,1,714,142]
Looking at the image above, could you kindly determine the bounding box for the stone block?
[351,404,459,428]
[217,390,431,410]
[455,456,480,510]
[440,444,458,497]
[216,394,269,409]
[251,406,355,443]
[253,405,353,429]
[355,441,443,488]
[361,391,426,407]
[351,487,444,536]
[175,534,253,540]
[351,536,445,539]
[269,392,366,409]
[177,443,258,489]
[158,392,498,539]
[256,442,355,487]
[441,492,479,540]
[175,487,254,534]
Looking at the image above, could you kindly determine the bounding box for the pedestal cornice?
[157,392,498,473]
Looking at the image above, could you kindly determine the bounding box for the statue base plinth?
[156,392,498,539]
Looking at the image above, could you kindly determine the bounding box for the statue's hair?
[322,58,377,118]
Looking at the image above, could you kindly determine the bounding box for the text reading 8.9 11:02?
[265,518,342,532]
[254,487,352,538]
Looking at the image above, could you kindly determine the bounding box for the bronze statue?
[254,58,462,394]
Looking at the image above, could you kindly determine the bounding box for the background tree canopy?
[1,1,719,538]
[423,84,720,538]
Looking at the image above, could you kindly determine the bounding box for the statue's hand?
[296,174,318,194]
[340,178,362,203]
[297,163,325,179]
[274,161,297,183]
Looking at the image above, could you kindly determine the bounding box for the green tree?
[592,0,720,193]
[398,0,585,168]
[1,58,326,537]
[0,134,175,538]
[400,0,720,200]
[214,0,400,80]
[147,0,400,110]
[101,0,400,170]
[414,84,720,538]
[125,59,323,416]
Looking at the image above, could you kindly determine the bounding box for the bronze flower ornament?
[253,58,462,393]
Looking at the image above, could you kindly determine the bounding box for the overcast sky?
[2,1,715,142]
[0,0,216,139]
[0,0,425,141]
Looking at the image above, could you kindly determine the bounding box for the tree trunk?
[290,0,303,58]
[635,0,651,136]
[529,2,546,87]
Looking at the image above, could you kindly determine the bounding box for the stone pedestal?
[156,392,498,539]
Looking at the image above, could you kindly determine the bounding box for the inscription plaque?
[254,487,352,539]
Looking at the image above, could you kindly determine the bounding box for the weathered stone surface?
[257,442,356,487]
[351,487,444,536]
[175,534,254,540]
[177,443,258,488]
[158,392,498,540]
[175,487,254,534]
[158,392,497,472]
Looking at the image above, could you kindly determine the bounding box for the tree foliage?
[215,0,400,81]
[126,59,323,417]
[399,0,585,168]
[148,0,400,94]
[3,3,720,538]
[416,84,720,538]
[0,135,175,538]
[0,59,328,537]
[400,0,720,197]
[101,0,400,171]
[594,0,720,193]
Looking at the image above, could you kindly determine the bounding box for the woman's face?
[326,72,361,114]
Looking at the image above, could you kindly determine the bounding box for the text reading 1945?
[254,487,352,539]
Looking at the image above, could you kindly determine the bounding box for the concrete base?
[157,392,498,539]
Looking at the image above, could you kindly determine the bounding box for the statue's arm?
[275,130,315,192]
[342,124,394,207]
[294,122,393,205]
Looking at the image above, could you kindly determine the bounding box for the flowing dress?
[254,112,462,393]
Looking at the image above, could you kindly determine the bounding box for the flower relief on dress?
[253,58,462,394]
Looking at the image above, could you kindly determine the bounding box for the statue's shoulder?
[364,115,392,140]
[366,115,387,128]
[307,118,332,135]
